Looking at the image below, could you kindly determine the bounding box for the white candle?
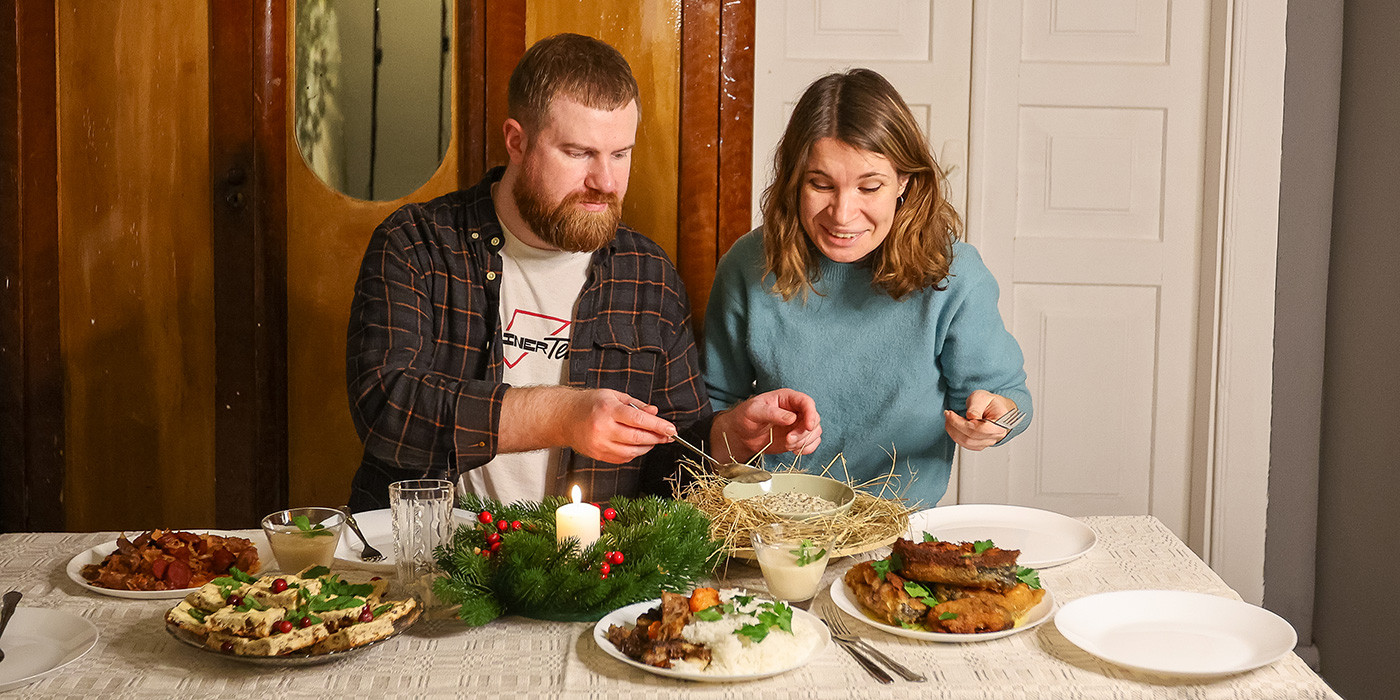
[555,484,601,551]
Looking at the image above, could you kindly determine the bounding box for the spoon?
[0,590,21,663]
[628,403,772,483]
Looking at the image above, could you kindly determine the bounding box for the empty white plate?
[906,504,1096,568]
[0,608,100,692]
[1054,590,1297,676]
[335,508,474,572]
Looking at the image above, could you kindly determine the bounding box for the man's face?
[511,97,638,252]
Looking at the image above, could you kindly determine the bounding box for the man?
[346,34,820,510]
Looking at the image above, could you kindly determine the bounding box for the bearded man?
[346,34,821,510]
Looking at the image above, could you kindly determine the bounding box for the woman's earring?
[897,193,906,208]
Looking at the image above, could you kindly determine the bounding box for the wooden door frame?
[1,0,64,532]
[678,0,754,333]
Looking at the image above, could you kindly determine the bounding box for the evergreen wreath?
[433,494,723,626]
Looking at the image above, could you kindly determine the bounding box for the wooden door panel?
[56,0,218,529]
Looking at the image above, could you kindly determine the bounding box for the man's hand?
[500,386,675,464]
[710,388,822,464]
[944,389,1017,451]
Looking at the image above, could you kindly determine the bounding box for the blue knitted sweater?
[703,230,1032,507]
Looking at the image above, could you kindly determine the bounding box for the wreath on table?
[433,494,723,626]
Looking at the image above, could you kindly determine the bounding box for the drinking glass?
[389,479,455,608]
[261,507,345,574]
[751,522,833,602]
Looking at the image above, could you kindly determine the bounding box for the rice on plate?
[673,589,826,676]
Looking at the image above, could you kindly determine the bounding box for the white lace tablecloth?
[0,516,1338,698]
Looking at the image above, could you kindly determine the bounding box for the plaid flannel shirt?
[346,167,714,510]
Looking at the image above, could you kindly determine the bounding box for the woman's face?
[798,138,909,263]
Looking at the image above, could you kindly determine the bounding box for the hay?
[676,452,917,558]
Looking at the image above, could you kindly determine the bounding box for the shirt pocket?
[591,320,664,401]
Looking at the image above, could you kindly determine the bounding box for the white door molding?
[1193,0,1287,605]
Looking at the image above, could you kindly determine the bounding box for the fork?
[339,507,385,562]
[823,603,927,682]
[990,406,1024,432]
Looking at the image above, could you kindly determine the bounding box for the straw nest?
[676,454,917,558]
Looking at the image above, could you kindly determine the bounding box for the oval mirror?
[295,0,453,201]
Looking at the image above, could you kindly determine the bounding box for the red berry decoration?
[221,641,235,653]
[496,519,509,532]
[299,617,313,628]
[602,507,618,521]
[370,576,382,581]
[477,510,493,525]
[600,571,609,580]
[274,620,294,634]
[608,551,625,565]
[226,594,244,607]
[485,531,501,545]
[510,520,522,531]
[599,562,611,576]
[359,606,374,623]
[490,541,501,552]
[270,578,288,593]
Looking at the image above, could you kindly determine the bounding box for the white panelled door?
[959,0,1213,542]
[753,0,973,222]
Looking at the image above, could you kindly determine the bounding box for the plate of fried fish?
[831,537,1054,642]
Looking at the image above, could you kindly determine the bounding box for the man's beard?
[513,167,623,253]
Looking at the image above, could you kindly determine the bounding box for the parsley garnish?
[228,566,257,584]
[372,603,394,617]
[972,540,995,554]
[301,565,331,579]
[938,611,958,621]
[290,514,337,538]
[693,607,724,622]
[870,558,893,581]
[790,539,827,567]
[186,607,207,622]
[734,601,793,643]
[902,580,940,607]
[234,596,267,612]
[1016,566,1041,589]
[922,532,939,543]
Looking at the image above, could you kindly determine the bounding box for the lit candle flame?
[571,484,582,504]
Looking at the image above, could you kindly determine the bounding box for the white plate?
[334,508,474,572]
[65,530,275,600]
[1054,590,1297,676]
[0,608,100,692]
[905,504,1096,568]
[593,596,830,682]
[830,574,1055,643]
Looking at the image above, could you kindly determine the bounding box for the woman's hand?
[710,388,822,464]
[944,390,1018,451]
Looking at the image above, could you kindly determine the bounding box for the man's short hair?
[508,33,641,131]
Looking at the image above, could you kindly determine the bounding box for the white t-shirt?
[461,220,591,503]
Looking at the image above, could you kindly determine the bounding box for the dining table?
[0,515,1339,698]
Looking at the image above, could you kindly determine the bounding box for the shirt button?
[471,232,479,239]
[486,272,496,281]
[490,237,500,246]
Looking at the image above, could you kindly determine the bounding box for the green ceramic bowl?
[722,473,856,520]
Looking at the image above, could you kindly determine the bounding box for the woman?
[703,69,1030,507]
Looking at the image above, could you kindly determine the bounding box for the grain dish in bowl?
[723,473,856,520]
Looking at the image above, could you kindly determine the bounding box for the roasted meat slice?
[606,594,711,670]
[893,538,1020,591]
[926,582,1046,633]
[842,560,928,627]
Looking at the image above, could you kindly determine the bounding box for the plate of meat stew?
[67,529,271,599]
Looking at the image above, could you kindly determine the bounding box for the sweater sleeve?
[702,231,763,410]
[937,243,1033,442]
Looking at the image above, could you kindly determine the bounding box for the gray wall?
[1301,0,1400,696]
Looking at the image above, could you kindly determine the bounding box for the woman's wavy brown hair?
[761,69,963,301]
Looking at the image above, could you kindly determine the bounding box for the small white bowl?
[723,473,856,520]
